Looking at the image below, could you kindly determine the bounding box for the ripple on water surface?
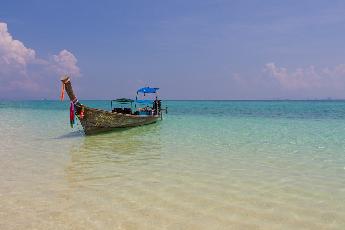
[1,101,345,229]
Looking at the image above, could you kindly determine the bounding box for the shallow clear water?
[1,100,345,229]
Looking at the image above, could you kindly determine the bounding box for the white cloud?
[0,22,35,75]
[264,62,345,91]
[229,63,345,99]
[0,21,80,95]
[52,49,80,76]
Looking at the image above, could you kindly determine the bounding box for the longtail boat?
[61,76,164,135]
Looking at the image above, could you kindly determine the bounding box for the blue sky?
[1,0,345,99]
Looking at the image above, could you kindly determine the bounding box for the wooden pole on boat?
[60,75,84,120]
[61,76,79,104]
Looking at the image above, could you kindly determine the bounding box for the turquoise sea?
[1,100,345,229]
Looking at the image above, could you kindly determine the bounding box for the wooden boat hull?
[61,76,161,135]
[78,106,159,135]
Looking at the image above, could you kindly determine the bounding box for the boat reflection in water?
[64,123,162,186]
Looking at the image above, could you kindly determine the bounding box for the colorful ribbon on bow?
[79,106,84,119]
[70,101,75,128]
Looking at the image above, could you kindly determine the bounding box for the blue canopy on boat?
[137,87,159,94]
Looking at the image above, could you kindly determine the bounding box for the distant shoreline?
[0,98,345,101]
[1,99,345,102]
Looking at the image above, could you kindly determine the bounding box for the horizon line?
[1,99,345,101]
